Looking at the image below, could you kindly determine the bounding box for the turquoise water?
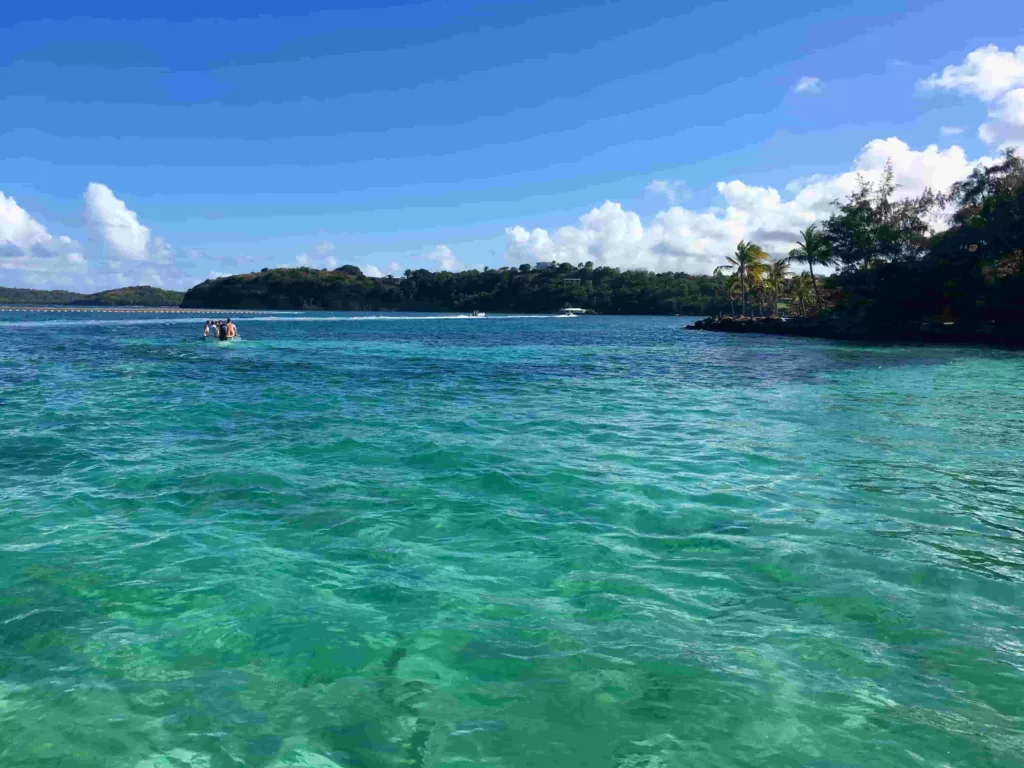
[2,311,1023,767]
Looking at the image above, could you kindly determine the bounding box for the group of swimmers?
[203,319,237,341]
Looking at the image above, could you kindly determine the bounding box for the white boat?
[470,310,486,318]
[558,307,585,317]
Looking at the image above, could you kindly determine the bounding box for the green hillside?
[0,285,184,307]
[181,264,728,314]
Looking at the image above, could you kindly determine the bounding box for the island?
[686,150,1024,347]
[0,285,185,307]
[181,263,730,315]
[13,149,1019,340]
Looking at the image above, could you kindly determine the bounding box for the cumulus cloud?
[0,191,87,287]
[1,183,200,291]
[0,248,88,287]
[360,260,405,277]
[505,138,992,275]
[920,45,1024,147]
[921,45,1024,101]
[646,179,690,204]
[84,183,172,263]
[291,243,340,270]
[425,244,461,271]
[79,183,198,289]
[793,76,822,94]
[1,192,55,251]
[136,267,165,287]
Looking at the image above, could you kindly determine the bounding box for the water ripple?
[1,313,1023,766]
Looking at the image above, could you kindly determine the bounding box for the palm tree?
[791,272,815,316]
[748,265,767,317]
[711,271,741,316]
[716,241,769,317]
[713,267,732,314]
[725,273,741,316]
[753,265,775,317]
[788,225,833,311]
[766,259,791,316]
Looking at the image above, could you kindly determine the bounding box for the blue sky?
[1,0,1022,290]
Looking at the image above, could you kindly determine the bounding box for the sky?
[1,0,1023,291]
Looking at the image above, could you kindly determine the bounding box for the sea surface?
[1,310,1023,768]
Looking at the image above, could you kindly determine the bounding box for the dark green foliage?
[788,225,833,309]
[0,285,184,306]
[0,287,82,305]
[823,162,937,271]
[181,265,732,314]
[167,152,1024,326]
[826,149,1024,328]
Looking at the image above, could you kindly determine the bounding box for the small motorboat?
[470,310,486,318]
[558,307,585,317]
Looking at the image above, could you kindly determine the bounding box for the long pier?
[0,307,269,314]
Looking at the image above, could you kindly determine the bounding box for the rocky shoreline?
[686,316,1024,348]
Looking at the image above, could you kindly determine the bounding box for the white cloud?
[505,137,992,275]
[793,76,822,94]
[208,271,230,279]
[0,192,191,292]
[425,244,461,271]
[362,264,383,277]
[988,87,1024,142]
[0,191,88,287]
[1,191,55,251]
[921,45,1024,101]
[84,183,171,262]
[646,179,690,205]
[0,248,88,284]
[290,241,341,270]
[77,183,199,290]
[138,267,164,287]
[920,45,1024,147]
[940,126,965,136]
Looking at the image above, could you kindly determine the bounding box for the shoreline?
[0,306,271,314]
[687,316,1024,348]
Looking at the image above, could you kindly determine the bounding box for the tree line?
[183,149,1023,325]
[181,262,733,314]
[713,149,1024,330]
[0,285,185,307]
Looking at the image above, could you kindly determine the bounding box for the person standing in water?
[225,318,237,339]
[203,321,213,338]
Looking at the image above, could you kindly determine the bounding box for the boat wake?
[0,314,561,329]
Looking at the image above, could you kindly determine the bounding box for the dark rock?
[688,315,1024,348]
